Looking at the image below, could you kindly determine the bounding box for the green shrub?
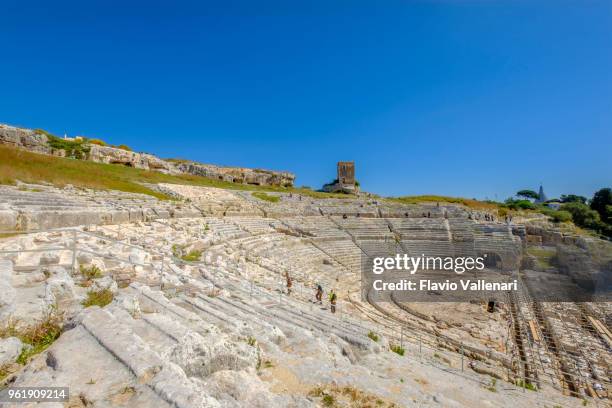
[505,198,535,210]
[115,144,132,151]
[562,202,602,230]
[322,395,335,407]
[34,128,53,137]
[550,210,572,223]
[539,208,573,223]
[82,289,114,308]
[367,331,379,342]
[46,134,90,159]
[80,264,103,280]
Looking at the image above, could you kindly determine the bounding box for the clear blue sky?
[1,0,610,200]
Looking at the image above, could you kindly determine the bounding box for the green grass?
[390,344,405,356]
[527,247,556,269]
[367,330,379,342]
[82,289,114,308]
[181,250,203,262]
[0,145,347,200]
[322,395,335,407]
[0,312,63,365]
[486,378,497,392]
[515,379,537,391]
[252,192,280,203]
[80,264,103,280]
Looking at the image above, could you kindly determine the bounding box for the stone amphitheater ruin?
[0,180,610,407]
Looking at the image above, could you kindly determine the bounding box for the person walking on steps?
[329,289,337,314]
[285,271,292,295]
[315,284,323,304]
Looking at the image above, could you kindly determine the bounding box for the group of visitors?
[315,284,337,313]
[284,273,337,313]
[468,212,497,222]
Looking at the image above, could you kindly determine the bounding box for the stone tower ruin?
[323,161,357,193]
[337,161,355,185]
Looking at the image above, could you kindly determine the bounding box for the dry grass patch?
[389,195,501,211]
[308,384,397,408]
[0,310,64,365]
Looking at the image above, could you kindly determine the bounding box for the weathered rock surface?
[176,162,295,187]
[0,336,22,366]
[0,123,295,187]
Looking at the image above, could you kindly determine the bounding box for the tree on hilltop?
[590,188,612,223]
[560,194,587,204]
[561,202,602,231]
[516,190,539,200]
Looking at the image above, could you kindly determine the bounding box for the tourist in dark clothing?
[285,271,292,295]
[315,284,323,304]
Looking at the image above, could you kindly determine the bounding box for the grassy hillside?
[390,195,501,211]
[0,145,346,199]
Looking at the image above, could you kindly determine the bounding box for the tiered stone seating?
[187,269,374,350]
[233,191,321,217]
[225,216,278,234]
[222,233,339,286]
[317,199,379,217]
[357,240,402,257]
[314,239,362,273]
[281,216,350,240]
[448,218,476,241]
[0,184,206,230]
[400,240,455,258]
[473,223,522,269]
[200,218,250,241]
[331,217,394,240]
[387,218,450,241]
